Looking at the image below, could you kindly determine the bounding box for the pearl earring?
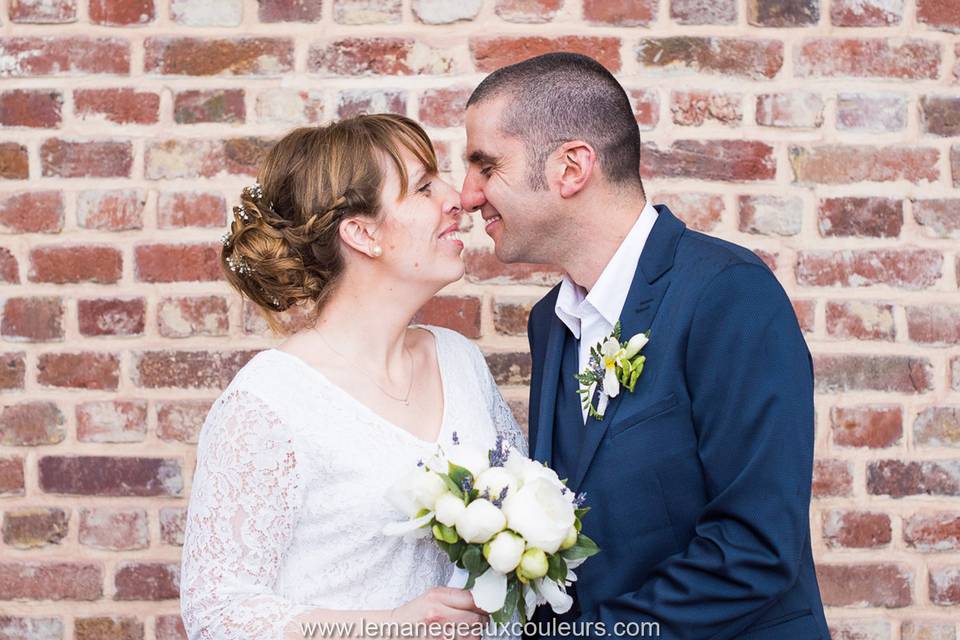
[371,244,383,257]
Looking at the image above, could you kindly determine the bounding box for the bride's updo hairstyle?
[220,114,439,327]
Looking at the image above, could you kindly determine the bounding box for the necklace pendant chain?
[317,331,414,404]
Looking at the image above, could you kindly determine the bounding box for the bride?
[179,114,528,639]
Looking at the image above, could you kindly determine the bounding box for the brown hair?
[219,114,438,332]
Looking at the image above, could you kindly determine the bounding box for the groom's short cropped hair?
[467,52,642,191]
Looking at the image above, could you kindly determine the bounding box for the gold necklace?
[316,331,414,405]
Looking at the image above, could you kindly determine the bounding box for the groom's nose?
[460,170,486,213]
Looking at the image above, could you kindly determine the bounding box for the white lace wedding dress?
[180,325,528,640]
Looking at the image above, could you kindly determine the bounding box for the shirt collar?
[554,201,659,338]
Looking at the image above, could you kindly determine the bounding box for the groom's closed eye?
[467,150,500,175]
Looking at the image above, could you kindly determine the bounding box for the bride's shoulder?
[212,349,311,416]
[414,324,482,360]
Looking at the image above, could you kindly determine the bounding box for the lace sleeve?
[180,389,312,640]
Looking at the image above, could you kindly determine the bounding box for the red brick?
[637,37,783,80]
[412,296,481,339]
[653,193,722,232]
[495,0,561,23]
[913,199,960,238]
[953,357,960,393]
[868,460,960,497]
[0,402,65,446]
[40,456,182,496]
[823,510,892,549]
[134,350,258,389]
[145,139,224,180]
[255,89,324,125]
[89,0,155,25]
[630,89,659,130]
[419,87,471,128]
[224,136,275,176]
[155,616,187,640]
[907,305,960,345]
[0,616,63,639]
[826,301,895,341]
[831,0,903,26]
[831,405,902,448]
[493,298,532,337]
[37,353,120,390]
[2,297,64,342]
[955,45,960,84]
[312,38,455,76]
[472,36,621,73]
[929,566,960,605]
[29,246,121,284]
[174,89,245,124]
[670,91,741,127]
[738,195,802,236]
[0,456,25,496]
[135,243,222,283]
[756,92,824,128]
[158,296,229,338]
[815,355,934,393]
[830,621,891,640]
[796,249,942,289]
[74,88,160,125]
[242,300,315,335]
[145,37,294,76]
[642,140,776,182]
[914,407,960,448]
[114,562,180,600]
[0,37,129,77]
[159,507,186,546]
[953,145,960,188]
[817,563,912,608]
[0,249,18,284]
[818,197,902,238]
[0,353,26,390]
[0,562,102,600]
[485,352,531,386]
[79,508,148,551]
[0,90,62,128]
[9,0,77,23]
[78,298,145,337]
[170,0,242,26]
[798,38,941,80]
[748,0,819,26]
[464,248,562,286]
[0,192,62,234]
[791,145,938,185]
[77,400,147,443]
[413,0,479,23]
[904,512,960,551]
[583,0,656,25]
[261,0,325,22]
[753,249,778,272]
[917,0,960,32]
[837,92,907,132]
[77,190,144,231]
[901,621,956,640]
[670,0,737,24]
[40,139,132,178]
[2,507,69,549]
[0,143,29,180]
[156,400,211,443]
[337,90,407,119]
[792,299,815,333]
[921,96,960,136]
[75,617,144,640]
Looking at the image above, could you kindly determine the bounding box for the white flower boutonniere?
[576,321,649,420]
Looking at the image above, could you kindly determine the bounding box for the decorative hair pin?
[225,254,253,276]
[233,205,254,222]
[219,231,232,247]
[242,181,264,203]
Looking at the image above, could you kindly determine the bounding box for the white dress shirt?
[554,202,659,422]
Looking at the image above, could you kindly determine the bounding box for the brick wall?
[0,0,958,638]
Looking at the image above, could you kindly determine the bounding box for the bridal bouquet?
[382,434,599,624]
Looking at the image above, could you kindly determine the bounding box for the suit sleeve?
[580,262,816,640]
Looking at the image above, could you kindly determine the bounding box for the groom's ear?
[553,141,596,199]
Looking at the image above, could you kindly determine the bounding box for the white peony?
[475,466,519,501]
[434,492,466,527]
[483,531,525,573]
[501,478,575,554]
[386,467,447,518]
[447,443,490,478]
[454,499,506,544]
[504,451,565,491]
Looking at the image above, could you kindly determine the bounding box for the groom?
[462,53,829,639]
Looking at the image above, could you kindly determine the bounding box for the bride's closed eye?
[417,181,433,196]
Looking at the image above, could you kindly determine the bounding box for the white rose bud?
[475,467,519,501]
[447,444,490,478]
[559,525,578,550]
[624,333,649,359]
[518,548,549,580]
[501,478,575,554]
[454,499,506,544]
[434,492,466,527]
[483,531,526,573]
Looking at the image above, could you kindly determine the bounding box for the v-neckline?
[267,325,449,446]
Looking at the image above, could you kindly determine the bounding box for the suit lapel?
[569,205,686,491]
[533,312,565,467]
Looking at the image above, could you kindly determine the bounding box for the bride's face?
[373,148,465,287]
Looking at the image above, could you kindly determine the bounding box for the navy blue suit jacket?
[526,205,829,639]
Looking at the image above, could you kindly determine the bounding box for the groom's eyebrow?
[467,150,499,166]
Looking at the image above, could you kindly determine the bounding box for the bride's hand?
[392,587,489,639]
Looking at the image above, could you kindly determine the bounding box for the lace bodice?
[180,326,529,640]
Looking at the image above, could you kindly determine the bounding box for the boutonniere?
[576,322,649,420]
